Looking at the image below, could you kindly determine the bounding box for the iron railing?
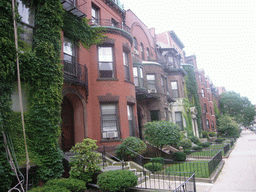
[187,149,220,160]
[62,60,88,89]
[88,19,131,33]
[173,173,196,192]
[223,143,230,155]
[208,150,222,176]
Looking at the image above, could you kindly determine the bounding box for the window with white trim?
[92,4,99,25]
[127,104,135,136]
[147,74,156,91]
[98,46,114,78]
[123,51,130,80]
[175,112,183,130]
[171,81,179,98]
[100,104,119,139]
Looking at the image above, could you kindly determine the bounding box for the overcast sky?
[122,0,256,104]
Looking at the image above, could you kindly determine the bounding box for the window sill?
[100,138,122,143]
[97,78,119,81]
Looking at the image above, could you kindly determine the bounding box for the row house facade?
[185,55,217,131]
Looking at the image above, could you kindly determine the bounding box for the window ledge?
[97,78,119,81]
[100,138,122,143]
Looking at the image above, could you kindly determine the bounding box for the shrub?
[217,115,240,137]
[202,131,209,138]
[198,142,212,148]
[183,149,192,155]
[215,138,225,143]
[209,132,217,137]
[144,162,163,173]
[116,137,146,159]
[192,146,203,151]
[45,178,86,192]
[28,185,70,192]
[189,136,200,144]
[179,139,192,149]
[172,152,186,161]
[97,170,137,192]
[69,139,101,183]
[150,157,164,164]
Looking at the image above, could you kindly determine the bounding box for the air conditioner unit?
[148,88,157,93]
[105,131,118,139]
[134,50,139,55]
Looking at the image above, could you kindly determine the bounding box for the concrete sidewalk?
[197,130,256,192]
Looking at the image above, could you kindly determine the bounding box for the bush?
[172,152,186,161]
[215,138,225,143]
[144,162,163,173]
[189,136,200,144]
[97,170,137,192]
[198,142,212,148]
[217,115,240,137]
[202,131,209,138]
[183,149,192,155]
[116,137,146,159]
[28,185,70,192]
[150,157,164,164]
[45,178,86,192]
[179,139,192,149]
[209,132,217,137]
[192,146,203,151]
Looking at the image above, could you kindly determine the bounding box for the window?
[175,112,183,130]
[204,103,207,114]
[133,67,144,87]
[111,18,118,27]
[161,76,165,94]
[199,74,202,82]
[165,108,169,121]
[210,107,212,115]
[201,89,205,97]
[211,121,214,130]
[150,110,159,121]
[147,74,156,91]
[146,48,150,60]
[133,67,138,86]
[171,81,179,98]
[17,0,35,46]
[165,77,169,95]
[206,119,210,129]
[98,46,114,78]
[63,37,76,75]
[92,4,99,24]
[127,105,135,136]
[133,37,138,52]
[101,104,119,139]
[123,51,130,80]
[141,43,145,60]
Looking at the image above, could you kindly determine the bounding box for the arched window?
[206,119,210,129]
[133,37,138,52]
[201,89,205,97]
[140,43,145,60]
[146,47,150,60]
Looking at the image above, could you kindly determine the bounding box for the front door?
[61,96,74,152]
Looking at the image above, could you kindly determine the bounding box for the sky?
[122,0,256,104]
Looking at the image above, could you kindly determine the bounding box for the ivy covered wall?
[183,65,202,136]
[1,0,104,188]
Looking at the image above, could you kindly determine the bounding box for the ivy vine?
[183,65,202,136]
[1,0,105,186]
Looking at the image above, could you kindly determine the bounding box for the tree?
[219,91,256,127]
[217,115,240,137]
[144,121,181,156]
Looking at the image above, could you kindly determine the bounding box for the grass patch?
[189,150,220,158]
[165,161,210,178]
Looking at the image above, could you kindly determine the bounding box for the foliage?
[97,170,138,192]
[115,137,146,159]
[217,115,240,137]
[179,139,192,149]
[183,65,202,134]
[215,138,225,144]
[183,149,192,155]
[0,1,19,190]
[150,157,164,164]
[144,162,163,173]
[45,178,86,192]
[192,146,203,151]
[144,121,180,156]
[172,152,186,161]
[202,131,209,138]
[69,139,101,183]
[198,142,212,148]
[62,12,105,49]
[219,91,256,127]
[28,185,70,192]
[189,136,200,144]
[209,132,217,137]
[213,100,221,126]
[182,97,193,136]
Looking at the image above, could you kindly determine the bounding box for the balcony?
[61,0,87,18]
[62,61,88,95]
[88,19,133,44]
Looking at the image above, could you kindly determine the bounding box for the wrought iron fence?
[187,149,220,160]
[223,143,230,155]
[173,173,196,192]
[208,150,222,176]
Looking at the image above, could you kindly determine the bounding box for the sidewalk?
[197,130,256,192]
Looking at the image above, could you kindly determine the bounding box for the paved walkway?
[196,129,256,192]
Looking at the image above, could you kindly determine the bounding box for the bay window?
[98,46,114,78]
